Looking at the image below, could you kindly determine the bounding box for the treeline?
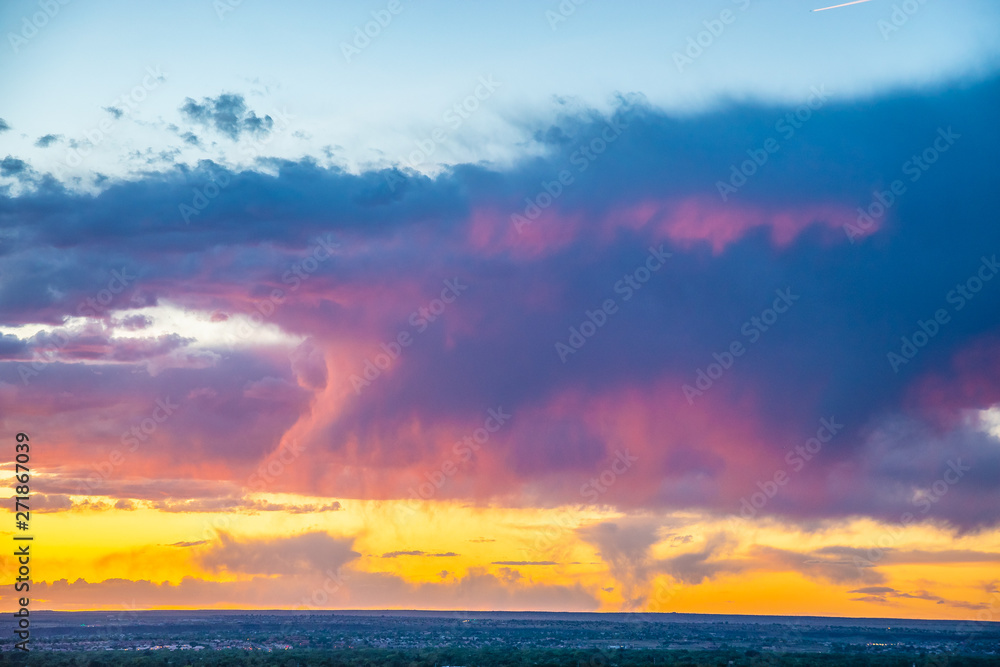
[0,648,996,667]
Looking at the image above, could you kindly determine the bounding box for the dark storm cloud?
[1,77,999,530]
[2,348,313,487]
[0,333,30,359]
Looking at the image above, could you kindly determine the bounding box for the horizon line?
[28,608,997,624]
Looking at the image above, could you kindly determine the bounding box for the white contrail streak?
[812,0,874,11]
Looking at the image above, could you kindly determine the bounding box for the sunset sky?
[1,0,1000,620]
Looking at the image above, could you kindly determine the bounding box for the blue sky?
[2,0,999,187]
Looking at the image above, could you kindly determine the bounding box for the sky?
[1,0,1000,619]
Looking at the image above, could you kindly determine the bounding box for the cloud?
[657,533,744,586]
[1,156,29,177]
[846,585,987,610]
[381,550,424,558]
[754,545,887,586]
[0,78,999,532]
[8,495,337,515]
[180,93,273,140]
[150,498,342,513]
[116,314,153,330]
[382,551,458,558]
[198,531,359,576]
[0,325,195,364]
[813,545,1000,566]
[0,118,10,132]
[15,493,74,512]
[0,334,30,359]
[849,586,895,594]
[579,519,662,608]
[491,561,557,566]
[34,134,61,148]
[496,567,521,584]
[341,568,598,611]
[19,567,598,612]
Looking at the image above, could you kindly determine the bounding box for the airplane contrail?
[812,0,874,11]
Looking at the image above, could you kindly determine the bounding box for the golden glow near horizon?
[3,497,998,619]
